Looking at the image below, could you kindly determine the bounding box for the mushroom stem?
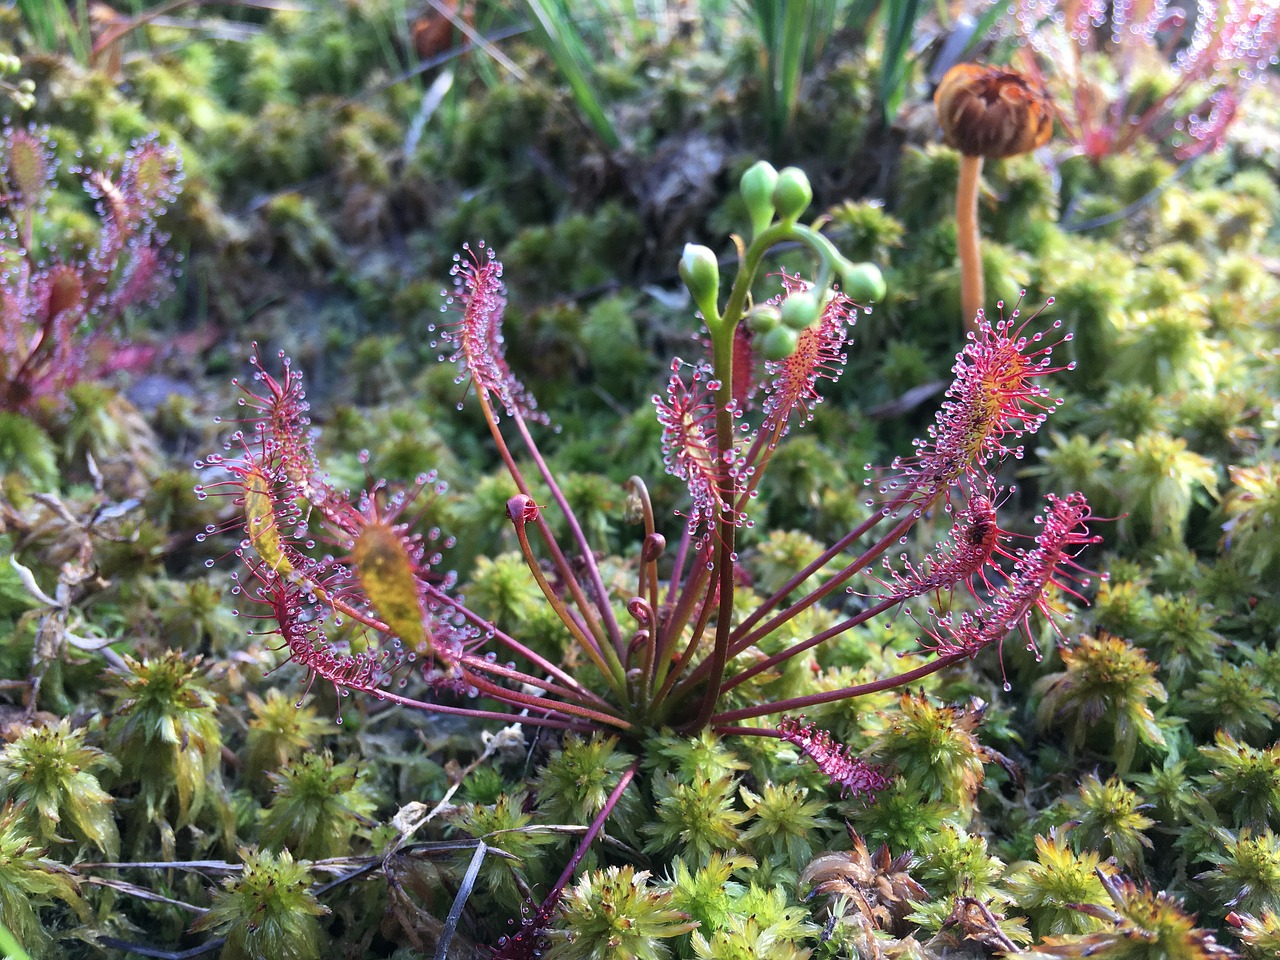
[957,153,984,334]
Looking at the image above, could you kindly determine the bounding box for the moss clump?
[189,847,328,960]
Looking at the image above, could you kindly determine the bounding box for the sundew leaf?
[353,520,430,655]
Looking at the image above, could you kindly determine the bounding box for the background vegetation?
[1,1,1279,957]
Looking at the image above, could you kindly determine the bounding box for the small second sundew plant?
[201,162,1101,952]
[0,125,182,413]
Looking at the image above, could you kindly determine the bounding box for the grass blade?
[878,0,923,120]
[776,1,809,144]
[434,840,487,960]
[520,0,621,149]
[16,0,91,63]
[0,921,33,960]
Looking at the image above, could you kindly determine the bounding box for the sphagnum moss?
[0,718,120,859]
[189,847,328,960]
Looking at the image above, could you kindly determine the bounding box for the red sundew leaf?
[119,138,183,217]
[760,283,857,439]
[437,242,548,424]
[653,359,735,544]
[352,520,434,656]
[875,489,1007,605]
[777,716,889,798]
[921,492,1104,661]
[42,263,86,321]
[111,243,166,310]
[869,299,1071,507]
[1014,0,1279,161]
[231,344,333,514]
[239,462,299,578]
[255,574,411,700]
[4,126,53,203]
[203,351,505,712]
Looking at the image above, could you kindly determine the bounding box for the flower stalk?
[933,63,1053,334]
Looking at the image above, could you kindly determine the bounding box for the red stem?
[510,408,625,650]
[710,650,969,725]
[532,761,639,922]
[718,596,900,694]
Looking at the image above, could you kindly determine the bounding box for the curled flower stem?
[719,596,901,694]
[625,477,662,627]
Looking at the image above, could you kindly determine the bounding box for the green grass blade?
[844,0,883,32]
[16,0,91,63]
[752,0,840,150]
[962,0,1008,56]
[521,0,621,149]
[776,1,809,143]
[878,0,923,120]
[748,0,780,146]
[0,922,33,960]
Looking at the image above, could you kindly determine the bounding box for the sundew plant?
[1012,0,1280,162]
[1,126,182,413]
[201,162,1101,949]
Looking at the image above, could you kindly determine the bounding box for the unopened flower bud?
[740,160,778,238]
[624,488,644,523]
[746,304,781,334]
[760,325,799,360]
[840,261,886,302]
[506,494,539,524]
[679,243,720,318]
[781,290,821,331]
[771,167,812,223]
[933,63,1053,159]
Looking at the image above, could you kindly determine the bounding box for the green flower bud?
[771,167,812,223]
[760,325,799,360]
[840,261,887,302]
[746,304,781,334]
[740,160,779,238]
[679,243,720,319]
[780,291,821,331]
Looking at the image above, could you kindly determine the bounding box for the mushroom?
[934,63,1054,333]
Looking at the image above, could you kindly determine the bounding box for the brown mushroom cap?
[934,63,1054,159]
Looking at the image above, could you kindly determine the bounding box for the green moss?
[549,865,695,960]
[105,652,224,836]
[189,847,328,960]
[1008,829,1112,937]
[259,751,377,859]
[0,719,120,859]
